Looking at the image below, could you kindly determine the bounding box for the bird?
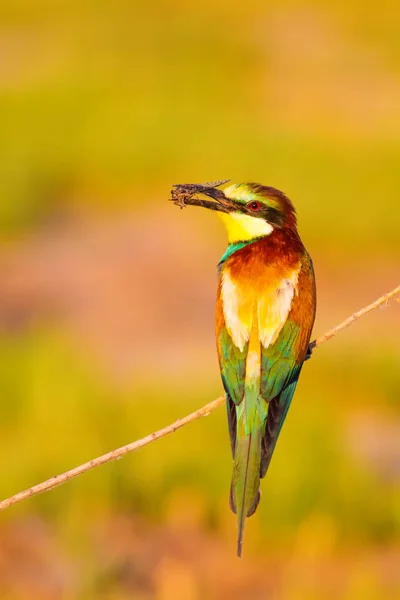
[171,181,316,557]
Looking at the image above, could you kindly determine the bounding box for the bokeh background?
[0,1,399,598]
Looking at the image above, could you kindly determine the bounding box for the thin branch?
[0,396,225,512]
[0,283,399,513]
[310,283,400,350]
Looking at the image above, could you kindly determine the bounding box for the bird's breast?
[219,261,301,353]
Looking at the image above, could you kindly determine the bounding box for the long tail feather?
[230,424,262,557]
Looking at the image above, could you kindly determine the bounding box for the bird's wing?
[217,324,248,456]
[260,254,316,476]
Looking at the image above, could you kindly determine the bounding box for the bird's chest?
[218,261,300,352]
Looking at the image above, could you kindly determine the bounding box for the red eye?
[247,201,262,211]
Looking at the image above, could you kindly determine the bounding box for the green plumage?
[219,317,303,556]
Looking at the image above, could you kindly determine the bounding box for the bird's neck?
[218,226,304,268]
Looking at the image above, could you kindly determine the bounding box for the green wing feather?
[260,319,307,477]
[218,326,247,406]
[259,252,316,478]
[217,326,247,456]
[260,373,300,477]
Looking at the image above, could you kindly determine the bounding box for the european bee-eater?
[172,181,316,556]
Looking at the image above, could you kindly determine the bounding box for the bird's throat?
[218,212,273,244]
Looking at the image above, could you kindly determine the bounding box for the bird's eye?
[247,201,262,211]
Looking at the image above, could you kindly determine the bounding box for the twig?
[0,284,399,512]
[0,397,225,512]
[309,283,400,350]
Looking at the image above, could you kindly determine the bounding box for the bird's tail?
[229,409,263,557]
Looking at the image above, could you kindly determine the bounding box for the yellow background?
[0,1,399,598]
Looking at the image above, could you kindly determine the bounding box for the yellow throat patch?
[218,212,273,243]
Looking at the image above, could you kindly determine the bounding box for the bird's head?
[172,181,297,244]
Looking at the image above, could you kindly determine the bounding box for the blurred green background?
[0,1,399,598]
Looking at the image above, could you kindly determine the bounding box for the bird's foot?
[305,343,314,361]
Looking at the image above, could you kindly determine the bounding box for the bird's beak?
[171,181,240,213]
